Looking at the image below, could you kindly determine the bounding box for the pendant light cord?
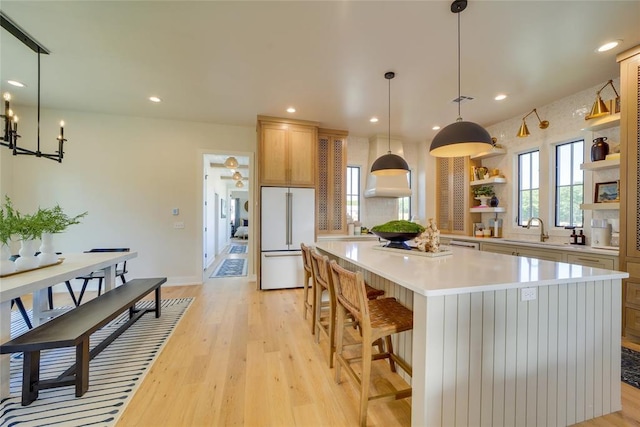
[457,10,461,121]
[388,74,391,154]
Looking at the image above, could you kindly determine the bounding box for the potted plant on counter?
[473,185,495,207]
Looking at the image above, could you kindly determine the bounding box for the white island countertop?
[314,240,628,297]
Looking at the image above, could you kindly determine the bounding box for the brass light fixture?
[587,79,619,119]
[232,171,243,181]
[224,156,239,169]
[516,108,549,138]
[370,72,409,176]
[429,0,493,158]
[235,180,244,188]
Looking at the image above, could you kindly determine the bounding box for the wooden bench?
[0,277,166,405]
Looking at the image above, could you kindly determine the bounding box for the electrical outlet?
[521,287,537,301]
[173,221,185,229]
[172,208,179,215]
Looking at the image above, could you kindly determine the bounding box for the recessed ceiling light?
[149,96,161,103]
[286,107,296,113]
[432,125,441,130]
[597,40,621,52]
[370,117,379,123]
[494,94,507,101]
[7,80,25,88]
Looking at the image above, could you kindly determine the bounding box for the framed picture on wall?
[594,181,619,203]
[221,199,226,218]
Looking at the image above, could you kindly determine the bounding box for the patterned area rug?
[0,298,193,426]
[210,258,247,278]
[227,244,248,254]
[622,346,640,389]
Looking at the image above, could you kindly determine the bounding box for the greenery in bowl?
[473,185,495,197]
[0,196,87,242]
[371,220,425,234]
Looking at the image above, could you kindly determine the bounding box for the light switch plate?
[172,208,179,215]
[173,221,185,229]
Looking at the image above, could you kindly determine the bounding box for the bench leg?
[155,287,161,318]
[22,351,40,405]
[75,340,89,397]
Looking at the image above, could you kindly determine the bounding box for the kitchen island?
[315,240,629,427]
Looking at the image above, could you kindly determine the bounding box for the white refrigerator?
[260,187,315,290]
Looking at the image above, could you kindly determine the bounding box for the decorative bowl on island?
[371,231,421,250]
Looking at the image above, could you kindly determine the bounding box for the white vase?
[475,196,491,207]
[38,232,59,266]
[0,243,16,275]
[15,239,40,271]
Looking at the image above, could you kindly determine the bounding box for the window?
[517,150,539,226]
[398,170,412,220]
[346,166,360,222]
[555,140,584,227]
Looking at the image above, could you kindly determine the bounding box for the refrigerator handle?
[286,191,293,245]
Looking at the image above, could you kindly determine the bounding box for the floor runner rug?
[0,298,193,427]
[210,258,247,278]
[227,244,248,254]
[622,346,640,389]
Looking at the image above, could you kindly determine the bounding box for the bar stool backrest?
[329,260,368,327]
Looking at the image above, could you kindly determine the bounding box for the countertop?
[440,234,619,256]
[314,240,628,297]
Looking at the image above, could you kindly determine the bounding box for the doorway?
[201,153,253,282]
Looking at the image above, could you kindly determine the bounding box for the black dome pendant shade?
[371,71,409,176]
[429,0,493,158]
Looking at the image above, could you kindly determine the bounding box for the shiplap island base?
[315,240,629,427]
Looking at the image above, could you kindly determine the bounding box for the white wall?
[346,136,421,228]
[1,106,255,285]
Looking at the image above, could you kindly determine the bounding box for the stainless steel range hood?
[364,135,411,198]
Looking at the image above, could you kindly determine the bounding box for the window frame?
[398,170,412,221]
[346,165,361,223]
[517,149,540,226]
[554,139,584,228]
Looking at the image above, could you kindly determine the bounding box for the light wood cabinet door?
[566,253,616,270]
[260,123,288,185]
[288,125,317,187]
[259,120,317,187]
[481,242,564,262]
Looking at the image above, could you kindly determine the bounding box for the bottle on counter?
[578,230,586,245]
[570,230,577,244]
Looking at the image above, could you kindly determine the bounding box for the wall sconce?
[1,12,67,163]
[587,79,620,120]
[516,108,549,138]
[232,171,243,181]
[224,156,239,169]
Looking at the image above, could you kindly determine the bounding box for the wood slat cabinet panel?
[316,130,347,235]
[436,156,479,235]
[617,45,640,342]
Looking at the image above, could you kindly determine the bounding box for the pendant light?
[371,72,409,176]
[429,0,493,158]
[224,156,239,169]
[232,171,243,181]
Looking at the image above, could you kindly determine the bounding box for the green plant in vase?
[473,185,495,207]
[0,196,18,274]
[36,205,88,265]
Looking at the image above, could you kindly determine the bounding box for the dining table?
[0,250,138,398]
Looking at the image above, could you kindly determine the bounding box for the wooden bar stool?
[329,260,413,427]
[300,243,315,334]
[310,250,337,367]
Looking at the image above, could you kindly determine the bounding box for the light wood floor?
[15,265,640,426]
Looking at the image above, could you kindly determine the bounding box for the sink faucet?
[526,217,549,242]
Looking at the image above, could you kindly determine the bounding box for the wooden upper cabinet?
[258,116,318,187]
[317,129,348,235]
[435,156,479,236]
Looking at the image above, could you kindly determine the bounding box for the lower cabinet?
[481,243,564,262]
[566,253,617,270]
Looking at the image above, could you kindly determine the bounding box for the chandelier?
[1,12,67,163]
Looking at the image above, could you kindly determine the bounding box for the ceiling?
[1,1,639,143]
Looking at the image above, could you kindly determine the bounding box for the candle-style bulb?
[3,93,10,101]
[60,120,65,127]
[13,115,18,123]
[8,109,13,117]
